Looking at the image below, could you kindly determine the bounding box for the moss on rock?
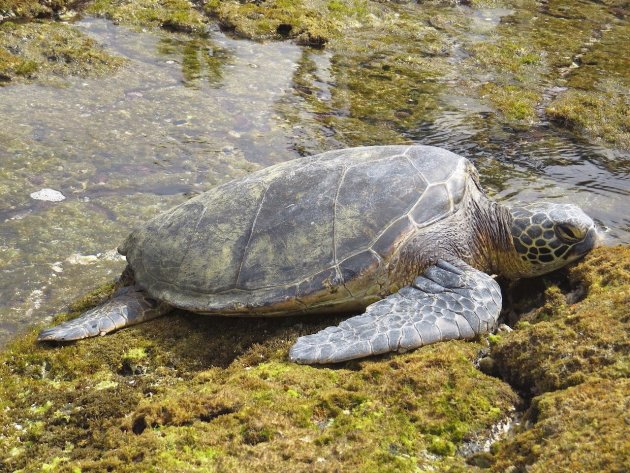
[491,378,630,472]
[0,20,124,85]
[479,83,539,123]
[484,246,630,471]
[491,246,630,396]
[87,0,206,33]
[205,0,370,46]
[0,0,69,21]
[0,285,517,471]
[1,243,629,471]
[462,0,629,147]
[546,85,630,150]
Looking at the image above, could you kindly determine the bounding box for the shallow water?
[0,15,628,347]
[0,19,303,344]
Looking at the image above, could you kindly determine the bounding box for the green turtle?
[38,145,599,364]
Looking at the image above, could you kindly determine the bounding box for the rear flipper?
[289,260,502,364]
[38,287,171,342]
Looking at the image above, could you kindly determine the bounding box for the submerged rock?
[29,188,66,202]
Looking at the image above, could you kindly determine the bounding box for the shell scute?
[334,156,427,262]
[405,146,463,182]
[409,184,452,227]
[238,161,342,290]
[339,251,381,281]
[371,216,416,258]
[123,145,471,313]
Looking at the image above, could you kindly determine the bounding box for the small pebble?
[30,188,65,202]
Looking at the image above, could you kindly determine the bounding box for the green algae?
[0,20,124,85]
[479,83,538,122]
[205,0,363,46]
[491,378,630,472]
[1,247,629,471]
[481,246,630,471]
[0,0,69,21]
[491,246,630,395]
[546,86,630,150]
[543,18,630,149]
[87,0,206,33]
[1,286,518,471]
[459,0,629,147]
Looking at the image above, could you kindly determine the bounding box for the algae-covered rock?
[546,85,630,150]
[0,287,517,471]
[0,0,68,21]
[491,378,630,472]
[491,246,630,396]
[205,0,350,46]
[2,246,629,471]
[483,246,630,471]
[0,21,124,85]
[87,0,206,33]
[462,0,630,148]
[545,20,630,149]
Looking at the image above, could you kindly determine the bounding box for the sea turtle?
[38,145,599,364]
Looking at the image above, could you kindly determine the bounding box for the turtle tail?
[37,286,171,342]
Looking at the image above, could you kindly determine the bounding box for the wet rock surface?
[485,246,630,472]
[0,21,124,85]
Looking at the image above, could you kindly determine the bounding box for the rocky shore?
[1,246,628,471]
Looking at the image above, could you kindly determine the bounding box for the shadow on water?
[1,8,629,347]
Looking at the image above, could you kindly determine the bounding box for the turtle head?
[507,203,599,278]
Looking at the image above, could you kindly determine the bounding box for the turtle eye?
[556,224,584,243]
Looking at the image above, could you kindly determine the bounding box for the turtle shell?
[120,145,472,315]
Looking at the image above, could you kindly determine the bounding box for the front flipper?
[289,260,502,364]
[38,287,171,342]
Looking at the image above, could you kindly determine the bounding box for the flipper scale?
[38,287,170,342]
[289,260,502,364]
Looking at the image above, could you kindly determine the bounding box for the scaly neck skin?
[469,198,527,279]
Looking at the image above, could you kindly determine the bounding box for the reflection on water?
[156,35,233,88]
[0,13,629,347]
